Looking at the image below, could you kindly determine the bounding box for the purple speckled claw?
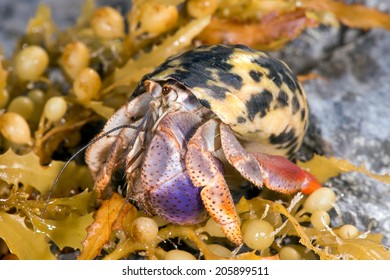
[149,172,207,224]
[137,111,208,224]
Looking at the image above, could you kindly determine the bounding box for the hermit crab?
[85,44,321,245]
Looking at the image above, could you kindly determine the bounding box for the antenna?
[41,124,139,219]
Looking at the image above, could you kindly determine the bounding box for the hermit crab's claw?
[220,123,321,195]
[186,119,242,245]
[85,93,151,197]
[253,153,321,195]
[139,111,209,224]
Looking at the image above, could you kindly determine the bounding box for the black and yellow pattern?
[134,44,308,159]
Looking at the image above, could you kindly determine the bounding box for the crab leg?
[85,93,151,197]
[186,119,242,245]
[219,123,321,195]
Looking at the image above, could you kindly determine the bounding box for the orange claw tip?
[300,170,322,195]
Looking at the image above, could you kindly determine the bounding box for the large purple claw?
[149,172,207,225]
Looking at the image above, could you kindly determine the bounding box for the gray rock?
[301,28,390,246]
[283,6,390,244]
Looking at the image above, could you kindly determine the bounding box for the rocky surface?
[279,1,390,246]
[0,0,389,246]
[304,28,390,245]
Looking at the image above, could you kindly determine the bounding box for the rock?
[282,20,390,245]
[301,28,390,246]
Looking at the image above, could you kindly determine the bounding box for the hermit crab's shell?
[135,44,308,158]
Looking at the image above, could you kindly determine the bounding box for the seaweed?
[0,0,389,260]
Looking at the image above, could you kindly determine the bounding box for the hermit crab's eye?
[162,85,171,96]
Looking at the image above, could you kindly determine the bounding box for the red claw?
[300,170,322,195]
[254,153,322,195]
